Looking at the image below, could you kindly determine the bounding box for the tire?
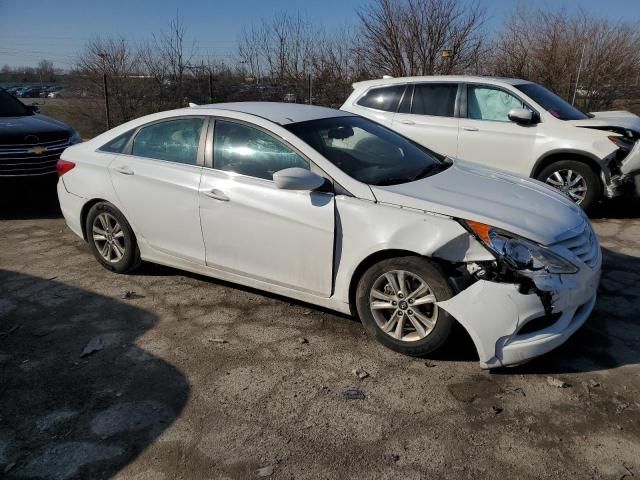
[536,160,601,211]
[85,201,141,273]
[355,256,455,357]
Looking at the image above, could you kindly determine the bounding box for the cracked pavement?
[1,180,639,479]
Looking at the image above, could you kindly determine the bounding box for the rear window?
[356,85,406,112]
[412,83,457,117]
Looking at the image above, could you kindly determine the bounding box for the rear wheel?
[537,160,601,211]
[356,257,454,357]
[85,202,140,273]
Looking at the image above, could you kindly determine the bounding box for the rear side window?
[356,85,405,112]
[412,83,457,117]
[99,131,133,153]
[131,117,204,165]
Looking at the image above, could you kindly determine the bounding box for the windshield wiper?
[412,162,450,181]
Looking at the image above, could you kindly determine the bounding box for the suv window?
[131,117,203,165]
[356,85,405,112]
[99,130,133,153]
[412,83,457,117]
[213,120,309,180]
[467,86,527,122]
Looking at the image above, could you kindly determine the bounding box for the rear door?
[198,118,335,296]
[456,84,538,175]
[109,116,206,263]
[391,82,460,157]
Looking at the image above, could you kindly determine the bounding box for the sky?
[1,0,639,69]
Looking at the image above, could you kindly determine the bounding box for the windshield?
[0,89,31,117]
[515,83,588,121]
[285,116,448,186]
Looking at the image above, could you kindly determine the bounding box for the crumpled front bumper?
[606,140,640,197]
[437,261,601,369]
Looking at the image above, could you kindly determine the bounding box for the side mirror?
[27,105,40,114]
[273,167,326,191]
[508,108,535,125]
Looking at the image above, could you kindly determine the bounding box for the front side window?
[131,117,203,165]
[467,86,526,122]
[99,130,133,153]
[356,85,406,112]
[412,83,457,117]
[213,120,309,180]
[286,115,449,186]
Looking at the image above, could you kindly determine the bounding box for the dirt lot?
[1,179,639,480]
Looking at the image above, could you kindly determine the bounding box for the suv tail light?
[56,159,76,176]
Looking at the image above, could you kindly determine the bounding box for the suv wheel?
[537,160,601,211]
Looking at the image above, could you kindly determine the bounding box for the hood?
[567,110,640,134]
[371,159,584,245]
[0,113,72,144]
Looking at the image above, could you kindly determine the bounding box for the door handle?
[202,188,229,202]
[399,119,415,125]
[462,126,479,132]
[114,166,134,175]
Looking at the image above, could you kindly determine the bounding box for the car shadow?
[492,246,640,375]
[0,270,190,479]
[0,177,62,220]
[589,196,640,220]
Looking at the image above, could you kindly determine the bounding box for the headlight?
[463,220,578,274]
[69,130,82,144]
[608,135,633,152]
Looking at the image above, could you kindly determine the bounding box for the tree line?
[3,0,639,134]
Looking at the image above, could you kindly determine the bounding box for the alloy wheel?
[369,270,438,342]
[92,212,126,263]
[545,169,587,204]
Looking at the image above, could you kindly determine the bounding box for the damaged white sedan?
[57,103,600,368]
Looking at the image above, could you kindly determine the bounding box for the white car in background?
[57,102,600,369]
[341,76,640,211]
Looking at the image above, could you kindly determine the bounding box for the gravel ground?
[1,178,639,480]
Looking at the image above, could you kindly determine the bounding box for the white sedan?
[57,102,601,368]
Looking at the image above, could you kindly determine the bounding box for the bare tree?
[493,7,640,111]
[356,0,487,77]
[151,13,196,104]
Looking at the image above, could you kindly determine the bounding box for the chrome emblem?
[29,146,47,155]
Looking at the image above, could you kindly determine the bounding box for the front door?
[457,84,539,176]
[198,119,335,296]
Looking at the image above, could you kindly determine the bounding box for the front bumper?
[437,261,601,369]
[606,140,640,198]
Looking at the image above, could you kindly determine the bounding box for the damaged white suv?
[57,103,600,369]
[342,76,640,211]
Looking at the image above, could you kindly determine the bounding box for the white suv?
[341,76,640,210]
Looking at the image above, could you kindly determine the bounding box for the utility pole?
[103,73,111,129]
[572,44,586,106]
[208,71,214,104]
[98,52,111,130]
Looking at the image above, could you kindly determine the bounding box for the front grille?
[552,220,600,268]
[0,139,71,176]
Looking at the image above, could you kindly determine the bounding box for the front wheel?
[355,257,455,357]
[536,160,601,211]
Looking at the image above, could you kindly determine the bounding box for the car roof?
[352,75,532,89]
[190,102,354,125]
